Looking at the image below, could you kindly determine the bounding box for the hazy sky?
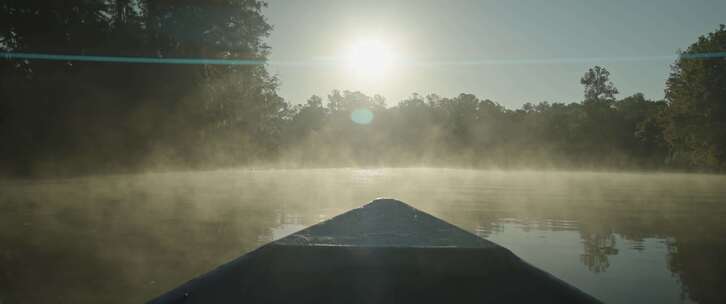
[264,0,725,108]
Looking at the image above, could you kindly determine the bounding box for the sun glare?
[343,39,396,81]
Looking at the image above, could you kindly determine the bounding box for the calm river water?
[1,168,725,303]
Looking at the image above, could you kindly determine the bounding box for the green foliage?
[283,88,669,169]
[0,0,283,176]
[581,66,619,103]
[664,25,726,169]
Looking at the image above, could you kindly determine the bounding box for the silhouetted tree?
[581,66,619,103]
[0,0,281,176]
[664,25,726,170]
[614,93,669,165]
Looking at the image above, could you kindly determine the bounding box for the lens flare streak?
[2,51,725,66]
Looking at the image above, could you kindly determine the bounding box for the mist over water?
[2,2,725,304]
[1,168,724,303]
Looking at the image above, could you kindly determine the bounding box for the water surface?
[1,168,724,303]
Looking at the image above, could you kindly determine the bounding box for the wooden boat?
[149,198,601,303]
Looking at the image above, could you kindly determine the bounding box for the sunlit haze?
[265,0,726,107]
[342,38,398,83]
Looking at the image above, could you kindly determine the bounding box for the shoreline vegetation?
[1,2,725,178]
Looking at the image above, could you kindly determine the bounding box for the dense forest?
[1,1,725,177]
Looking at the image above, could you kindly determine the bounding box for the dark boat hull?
[149,199,601,304]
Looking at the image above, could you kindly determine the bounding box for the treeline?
[280,87,670,169]
[1,1,288,177]
[1,2,724,176]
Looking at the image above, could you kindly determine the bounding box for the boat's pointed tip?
[364,198,411,208]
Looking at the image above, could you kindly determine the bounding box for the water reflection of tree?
[579,231,619,273]
[666,228,726,304]
[576,208,726,304]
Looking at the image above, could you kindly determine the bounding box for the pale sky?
[263,0,726,108]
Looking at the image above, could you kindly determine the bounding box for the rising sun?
[343,38,396,81]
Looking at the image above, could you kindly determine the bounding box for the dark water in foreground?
[1,168,725,303]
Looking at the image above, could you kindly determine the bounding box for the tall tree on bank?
[578,66,622,158]
[580,66,619,103]
[664,25,726,169]
[0,1,282,176]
